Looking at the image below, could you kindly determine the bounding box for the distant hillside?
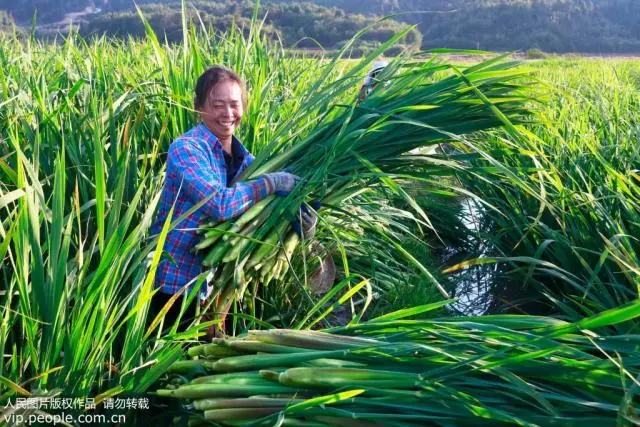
[2,0,640,52]
[80,1,421,55]
[0,10,15,29]
[266,0,640,53]
[0,0,86,23]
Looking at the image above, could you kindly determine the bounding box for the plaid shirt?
[151,123,271,295]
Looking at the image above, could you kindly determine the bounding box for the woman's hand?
[293,202,319,239]
[264,171,300,196]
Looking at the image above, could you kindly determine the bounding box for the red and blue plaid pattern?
[151,123,270,295]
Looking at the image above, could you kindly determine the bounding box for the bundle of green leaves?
[194,52,532,325]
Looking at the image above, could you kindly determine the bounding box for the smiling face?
[200,79,244,146]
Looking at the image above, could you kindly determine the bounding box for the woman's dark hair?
[194,66,247,111]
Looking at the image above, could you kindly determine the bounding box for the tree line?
[2,0,640,53]
[78,1,422,55]
[267,0,640,53]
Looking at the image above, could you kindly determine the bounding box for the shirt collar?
[197,122,249,159]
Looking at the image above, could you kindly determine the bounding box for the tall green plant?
[449,59,640,322]
[0,6,327,400]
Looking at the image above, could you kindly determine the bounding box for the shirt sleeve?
[167,139,271,222]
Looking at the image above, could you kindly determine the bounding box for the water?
[447,198,496,316]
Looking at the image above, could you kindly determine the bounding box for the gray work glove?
[264,171,300,196]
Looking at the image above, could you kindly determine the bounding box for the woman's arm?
[167,139,271,222]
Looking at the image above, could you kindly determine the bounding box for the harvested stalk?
[158,301,640,426]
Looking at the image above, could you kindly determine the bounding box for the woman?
[149,66,315,333]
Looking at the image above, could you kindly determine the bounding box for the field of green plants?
[0,9,639,427]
